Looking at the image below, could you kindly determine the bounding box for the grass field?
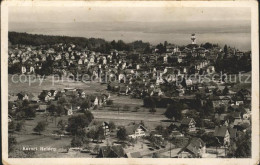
[8,74,107,95]
[9,74,173,157]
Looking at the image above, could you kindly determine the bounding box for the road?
[92,110,167,122]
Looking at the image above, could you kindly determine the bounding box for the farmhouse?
[36,104,47,114]
[214,126,237,146]
[87,120,110,136]
[17,92,32,101]
[97,145,126,158]
[126,152,142,158]
[177,138,206,158]
[125,123,148,139]
[180,118,196,132]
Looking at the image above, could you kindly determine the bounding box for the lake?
[9,21,251,51]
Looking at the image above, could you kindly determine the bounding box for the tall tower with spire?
[191,33,196,44]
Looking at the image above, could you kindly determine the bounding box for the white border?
[1,1,259,165]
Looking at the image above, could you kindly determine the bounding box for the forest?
[8,32,150,53]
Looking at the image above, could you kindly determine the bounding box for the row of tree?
[9,32,151,54]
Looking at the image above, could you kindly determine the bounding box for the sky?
[8,6,251,51]
[9,7,250,23]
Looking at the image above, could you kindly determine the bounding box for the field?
[8,74,107,95]
[9,74,173,157]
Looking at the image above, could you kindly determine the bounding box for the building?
[191,34,196,45]
[97,145,126,158]
[214,126,237,146]
[16,92,30,100]
[8,115,13,123]
[36,104,47,113]
[177,138,206,158]
[126,152,142,158]
[125,123,148,139]
[180,118,196,132]
[86,120,110,136]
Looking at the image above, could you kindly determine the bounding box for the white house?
[125,123,148,139]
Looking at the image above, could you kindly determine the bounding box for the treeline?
[214,54,251,73]
[8,32,150,53]
[9,31,101,49]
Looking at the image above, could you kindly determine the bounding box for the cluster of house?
[8,39,223,76]
[8,87,111,118]
[90,114,244,158]
[8,36,251,158]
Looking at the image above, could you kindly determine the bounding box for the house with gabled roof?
[126,151,142,158]
[97,145,126,158]
[8,95,18,102]
[177,138,206,158]
[36,104,47,114]
[214,126,237,146]
[180,118,196,132]
[8,115,13,123]
[125,123,148,139]
[119,85,129,95]
[39,90,58,102]
[16,92,33,101]
[86,120,110,136]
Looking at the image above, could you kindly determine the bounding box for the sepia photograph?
[1,1,259,165]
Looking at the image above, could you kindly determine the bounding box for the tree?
[202,42,213,49]
[81,99,91,110]
[47,104,57,115]
[201,101,214,116]
[144,44,151,54]
[22,100,30,107]
[156,43,165,54]
[55,105,65,116]
[143,97,156,108]
[16,111,25,120]
[57,119,67,130]
[15,120,25,132]
[117,127,127,142]
[87,129,96,142]
[216,105,226,114]
[38,91,48,101]
[222,86,229,95]
[149,107,156,114]
[234,130,251,157]
[84,110,94,123]
[134,106,140,112]
[71,136,83,147]
[67,112,93,135]
[108,121,116,132]
[155,125,164,134]
[93,144,100,154]
[58,96,68,105]
[8,135,17,153]
[164,102,183,121]
[55,91,62,100]
[224,45,228,56]
[57,119,67,139]
[106,100,113,106]
[8,63,22,74]
[33,121,48,135]
[23,106,36,119]
[8,121,16,132]
[201,132,219,147]
[94,126,105,143]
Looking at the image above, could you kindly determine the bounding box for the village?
[8,32,252,158]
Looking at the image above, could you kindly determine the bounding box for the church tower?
[191,33,196,44]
